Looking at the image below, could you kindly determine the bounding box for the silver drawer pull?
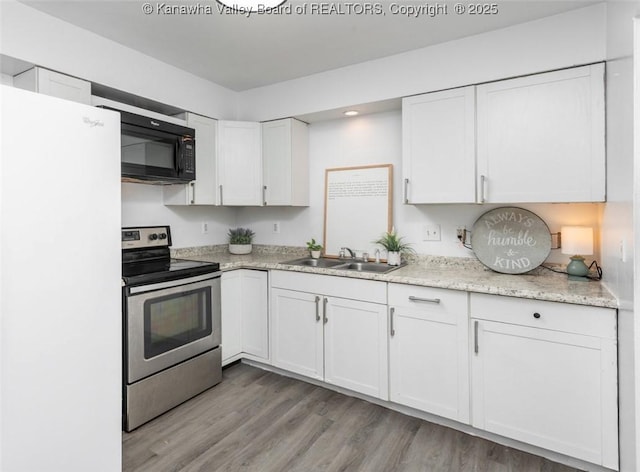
[390,307,395,337]
[404,178,409,204]
[408,296,441,304]
[315,296,321,322]
[323,297,328,324]
[474,320,479,354]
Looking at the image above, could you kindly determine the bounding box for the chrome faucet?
[340,247,356,259]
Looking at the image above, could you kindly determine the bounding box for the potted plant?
[228,227,255,255]
[374,228,414,266]
[306,238,323,259]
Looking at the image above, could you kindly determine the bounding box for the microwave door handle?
[176,138,183,173]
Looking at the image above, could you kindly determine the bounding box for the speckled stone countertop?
[172,245,618,309]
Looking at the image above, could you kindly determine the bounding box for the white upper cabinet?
[165,117,311,207]
[262,118,309,206]
[217,120,263,206]
[476,63,605,203]
[402,86,476,204]
[402,64,605,204]
[163,113,219,205]
[13,67,91,105]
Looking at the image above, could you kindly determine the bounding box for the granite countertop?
[173,245,618,309]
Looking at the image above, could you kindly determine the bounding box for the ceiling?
[19,0,597,92]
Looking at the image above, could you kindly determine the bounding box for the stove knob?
[149,233,158,241]
[159,233,168,240]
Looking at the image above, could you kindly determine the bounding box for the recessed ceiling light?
[344,110,359,117]
[217,0,287,12]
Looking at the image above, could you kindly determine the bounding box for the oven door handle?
[127,272,221,294]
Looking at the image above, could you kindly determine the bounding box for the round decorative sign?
[471,207,551,274]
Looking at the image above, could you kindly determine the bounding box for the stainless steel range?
[121,225,222,431]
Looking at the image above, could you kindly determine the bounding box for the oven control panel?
[122,226,171,249]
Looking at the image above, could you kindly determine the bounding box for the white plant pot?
[387,251,401,266]
[310,250,321,259]
[229,243,252,255]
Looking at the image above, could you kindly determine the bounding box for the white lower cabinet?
[270,271,388,400]
[470,293,618,470]
[221,269,269,365]
[271,289,323,379]
[266,271,618,469]
[388,284,470,423]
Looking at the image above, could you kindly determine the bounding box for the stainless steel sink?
[283,257,346,268]
[283,257,404,274]
[333,261,402,274]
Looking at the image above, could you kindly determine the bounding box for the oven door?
[125,272,221,384]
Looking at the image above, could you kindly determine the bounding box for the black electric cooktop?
[121,226,220,286]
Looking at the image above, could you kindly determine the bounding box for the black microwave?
[102,107,196,183]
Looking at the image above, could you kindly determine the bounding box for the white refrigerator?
[0,85,122,472]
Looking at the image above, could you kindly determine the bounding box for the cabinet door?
[14,67,91,105]
[163,113,218,205]
[471,319,618,469]
[271,288,323,380]
[476,64,605,203]
[241,270,269,360]
[217,121,262,206]
[402,86,475,203]
[389,288,469,423]
[324,297,388,400]
[262,118,309,206]
[221,271,243,365]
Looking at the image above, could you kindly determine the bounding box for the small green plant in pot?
[374,228,414,266]
[306,238,323,259]
[228,227,255,255]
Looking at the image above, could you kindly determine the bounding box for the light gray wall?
[121,183,238,247]
[0,1,238,119]
[237,4,606,121]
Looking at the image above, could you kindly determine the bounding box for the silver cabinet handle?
[474,320,479,354]
[404,178,409,204]
[408,296,441,304]
[189,181,195,205]
[219,184,224,205]
[480,175,486,203]
[323,297,328,324]
[263,185,267,206]
[390,307,395,337]
[315,296,321,322]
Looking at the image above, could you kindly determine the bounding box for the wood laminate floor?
[123,363,583,472]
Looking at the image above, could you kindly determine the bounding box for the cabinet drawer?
[270,270,386,304]
[470,293,616,339]
[389,283,467,314]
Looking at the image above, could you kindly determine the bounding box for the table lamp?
[561,226,593,281]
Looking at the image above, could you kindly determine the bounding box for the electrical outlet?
[273,222,280,234]
[456,227,467,244]
[201,222,209,234]
[423,224,441,241]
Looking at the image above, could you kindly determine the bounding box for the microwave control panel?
[183,138,195,174]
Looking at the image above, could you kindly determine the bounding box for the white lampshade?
[561,226,593,256]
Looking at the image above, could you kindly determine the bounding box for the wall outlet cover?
[423,224,441,241]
